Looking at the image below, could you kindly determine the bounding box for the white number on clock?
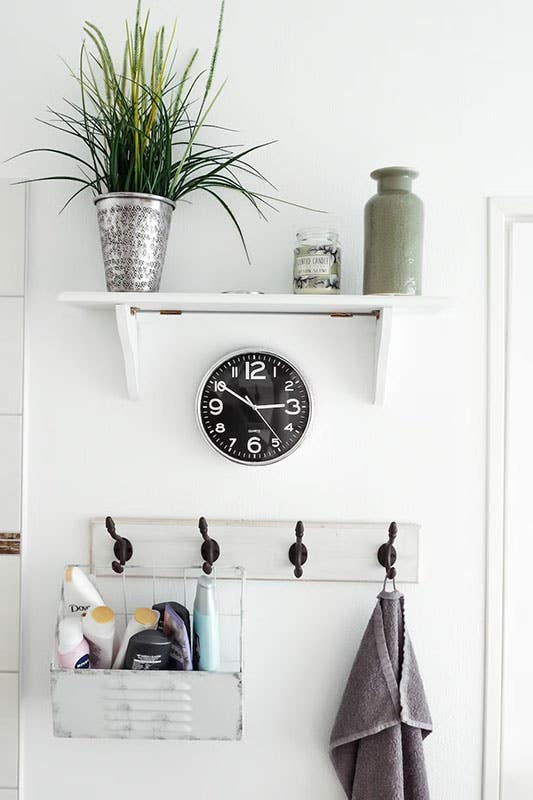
[245,361,266,380]
[285,398,301,415]
[247,436,262,453]
[209,398,223,415]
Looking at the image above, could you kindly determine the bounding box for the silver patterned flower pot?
[94,192,175,292]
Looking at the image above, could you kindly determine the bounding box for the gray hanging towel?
[330,590,432,800]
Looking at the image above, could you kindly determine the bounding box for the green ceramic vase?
[363,167,423,295]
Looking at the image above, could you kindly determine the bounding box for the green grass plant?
[11,1,305,259]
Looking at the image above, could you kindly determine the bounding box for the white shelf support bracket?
[115,304,139,400]
[57,293,446,404]
[373,307,393,404]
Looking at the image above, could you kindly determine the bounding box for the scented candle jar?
[293,229,341,294]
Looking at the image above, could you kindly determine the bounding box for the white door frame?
[484,197,533,799]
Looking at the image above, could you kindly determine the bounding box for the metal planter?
[95,192,175,292]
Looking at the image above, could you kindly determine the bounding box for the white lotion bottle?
[112,607,160,669]
[193,575,220,671]
[82,606,115,669]
[63,566,104,617]
[57,617,91,669]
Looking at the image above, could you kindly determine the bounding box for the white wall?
[3,0,533,797]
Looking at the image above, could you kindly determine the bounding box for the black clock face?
[197,350,312,464]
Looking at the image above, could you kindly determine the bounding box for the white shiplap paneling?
[0,418,22,533]
[0,673,18,787]
[0,299,23,414]
[0,557,19,671]
[0,183,25,297]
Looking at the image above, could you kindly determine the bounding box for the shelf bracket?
[373,306,393,405]
[115,304,139,400]
[110,300,395,404]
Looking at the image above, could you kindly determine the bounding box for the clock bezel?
[195,348,313,466]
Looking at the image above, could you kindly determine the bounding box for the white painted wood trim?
[89,517,420,583]
[483,197,533,800]
[374,306,393,404]
[115,304,139,401]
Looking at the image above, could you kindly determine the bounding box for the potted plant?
[12,2,291,292]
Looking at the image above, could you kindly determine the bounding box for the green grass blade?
[201,186,251,262]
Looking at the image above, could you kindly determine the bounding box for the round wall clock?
[196,349,312,465]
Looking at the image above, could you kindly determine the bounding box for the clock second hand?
[245,395,281,441]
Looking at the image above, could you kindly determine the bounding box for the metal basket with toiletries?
[50,563,244,740]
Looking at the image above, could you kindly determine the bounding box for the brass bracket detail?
[129,307,183,316]
[329,310,380,319]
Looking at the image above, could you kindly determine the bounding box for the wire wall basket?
[50,564,245,741]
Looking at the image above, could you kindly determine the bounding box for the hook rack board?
[90,518,421,582]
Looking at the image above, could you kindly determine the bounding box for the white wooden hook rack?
[58,292,446,405]
[90,517,421,583]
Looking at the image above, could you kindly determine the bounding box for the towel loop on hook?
[288,520,307,579]
[377,521,398,589]
[105,516,133,575]
[198,516,220,575]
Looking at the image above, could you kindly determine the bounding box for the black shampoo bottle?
[124,629,171,670]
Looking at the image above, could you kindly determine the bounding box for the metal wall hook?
[105,516,133,575]
[288,520,307,579]
[198,516,220,575]
[377,521,398,586]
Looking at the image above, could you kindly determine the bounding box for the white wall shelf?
[58,292,447,403]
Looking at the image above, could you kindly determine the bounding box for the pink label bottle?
[57,617,91,669]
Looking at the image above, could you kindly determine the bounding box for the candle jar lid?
[296,228,339,245]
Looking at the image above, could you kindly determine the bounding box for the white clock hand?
[254,403,285,410]
[254,407,280,440]
[245,396,280,441]
[222,386,280,439]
